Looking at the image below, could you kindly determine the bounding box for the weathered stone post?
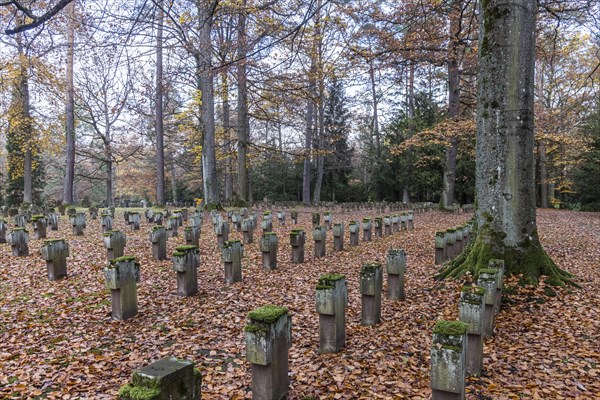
[489,259,505,315]
[0,206,8,218]
[103,230,126,261]
[66,206,76,218]
[71,213,85,236]
[360,263,383,325]
[145,208,154,223]
[445,229,456,260]
[190,211,203,228]
[231,212,242,231]
[184,226,200,247]
[374,217,383,238]
[323,212,332,230]
[261,213,273,234]
[100,213,113,233]
[222,240,243,283]
[118,357,201,400]
[172,245,199,296]
[458,286,485,376]
[173,210,184,227]
[454,227,464,255]
[383,216,392,236]
[435,232,446,265]
[89,206,98,220]
[215,220,229,247]
[277,211,285,226]
[290,229,305,264]
[392,214,400,233]
[312,212,320,228]
[128,212,141,230]
[245,305,291,400]
[0,219,6,243]
[154,211,164,226]
[31,215,47,239]
[261,232,279,270]
[476,268,498,338]
[124,210,131,225]
[316,274,347,353]
[362,218,372,242]
[181,208,189,222]
[242,218,254,244]
[333,223,344,252]
[41,239,69,280]
[8,228,29,256]
[313,226,326,258]
[150,226,167,260]
[387,249,406,300]
[167,216,179,237]
[407,211,414,229]
[430,320,467,400]
[13,214,26,227]
[48,212,59,231]
[400,212,408,230]
[104,256,140,320]
[348,221,359,246]
[290,210,298,224]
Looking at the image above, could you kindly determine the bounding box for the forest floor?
[0,208,599,399]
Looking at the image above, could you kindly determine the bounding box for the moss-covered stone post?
[184,226,200,247]
[407,211,414,229]
[348,221,359,246]
[242,218,254,244]
[277,211,285,226]
[31,215,47,240]
[89,206,98,220]
[7,228,29,256]
[476,268,498,338]
[104,256,140,320]
[240,207,248,218]
[167,216,179,237]
[103,230,126,261]
[118,357,201,400]
[333,223,344,252]
[290,229,305,264]
[489,259,505,315]
[173,245,200,296]
[430,320,467,400]
[190,212,203,228]
[0,219,6,243]
[362,218,372,242]
[323,212,332,230]
[13,214,26,227]
[445,229,457,260]
[181,208,189,222]
[144,208,154,223]
[154,211,164,226]
[173,210,184,227]
[261,214,273,234]
[313,226,327,258]
[374,217,383,238]
[232,211,242,231]
[360,262,383,325]
[383,216,392,236]
[316,274,347,353]
[71,213,86,236]
[312,212,320,228]
[41,239,69,280]
[290,210,298,224]
[392,214,400,233]
[400,212,408,230]
[435,232,446,265]
[48,212,59,231]
[215,220,229,247]
[128,212,141,230]
[150,226,167,260]
[458,286,485,377]
[67,206,76,217]
[222,240,243,283]
[387,249,406,300]
[100,213,113,233]
[245,305,291,400]
[124,210,131,225]
[261,232,279,270]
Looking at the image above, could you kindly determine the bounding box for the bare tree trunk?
[312,6,324,205]
[223,72,233,202]
[63,1,76,205]
[404,61,416,204]
[106,149,113,207]
[302,61,316,206]
[16,36,33,204]
[170,153,177,203]
[155,0,166,205]
[442,0,461,208]
[369,61,380,156]
[538,140,549,208]
[236,0,249,204]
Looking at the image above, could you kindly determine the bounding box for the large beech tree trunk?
[439,0,573,285]
[155,0,166,206]
[236,0,249,204]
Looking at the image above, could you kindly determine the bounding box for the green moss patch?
[461,286,485,296]
[433,320,468,336]
[361,263,381,273]
[317,273,345,289]
[118,383,160,400]
[175,245,197,252]
[247,305,288,324]
[110,256,137,265]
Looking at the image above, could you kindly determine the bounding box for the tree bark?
[62,1,76,205]
[312,5,324,205]
[236,0,249,204]
[155,0,166,205]
[438,0,573,285]
[369,61,380,157]
[302,59,316,206]
[223,72,233,202]
[538,139,549,208]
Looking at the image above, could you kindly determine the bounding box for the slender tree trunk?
[369,61,380,156]
[63,1,76,205]
[302,61,316,206]
[170,153,177,203]
[223,72,233,202]
[404,61,416,204]
[312,8,324,205]
[155,0,166,205]
[106,147,113,207]
[15,33,33,204]
[538,140,549,208]
[442,0,461,208]
[236,0,249,204]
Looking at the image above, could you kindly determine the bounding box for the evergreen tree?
[572,103,600,210]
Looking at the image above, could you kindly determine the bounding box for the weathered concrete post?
[476,268,498,338]
[348,221,359,246]
[261,213,273,234]
[374,217,383,238]
[172,245,199,296]
[242,218,254,244]
[184,226,200,247]
[454,227,464,255]
[100,212,113,233]
[190,211,203,228]
[144,208,154,223]
[124,210,131,225]
[48,212,59,231]
[71,213,85,236]
[445,229,457,260]
[313,226,326,258]
[333,223,344,252]
[261,232,279,270]
[89,206,98,220]
[316,274,347,353]
[362,218,372,242]
[67,206,76,218]
[489,259,505,315]
[277,211,285,226]
[289,229,306,264]
[222,240,243,283]
[312,212,320,228]
[0,219,6,243]
[435,232,446,265]
[7,228,29,256]
[387,249,406,300]
[290,210,298,224]
[232,212,242,231]
[128,212,141,230]
[31,215,47,239]
[13,214,26,227]
[215,220,229,247]
[360,262,383,325]
[154,211,164,226]
[392,214,400,233]
[41,239,69,280]
[458,286,485,376]
[150,226,167,260]
[103,230,126,261]
[118,357,201,400]
[383,216,392,236]
[104,256,140,320]
[430,320,467,400]
[323,212,332,230]
[173,210,184,227]
[400,212,408,230]
[245,305,291,400]
[407,211,414,229]
[167,216,179,237]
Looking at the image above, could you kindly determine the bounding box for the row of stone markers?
[430,259,505,399]
[434,220,475,265]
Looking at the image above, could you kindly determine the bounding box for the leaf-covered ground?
[0,209,598,399]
